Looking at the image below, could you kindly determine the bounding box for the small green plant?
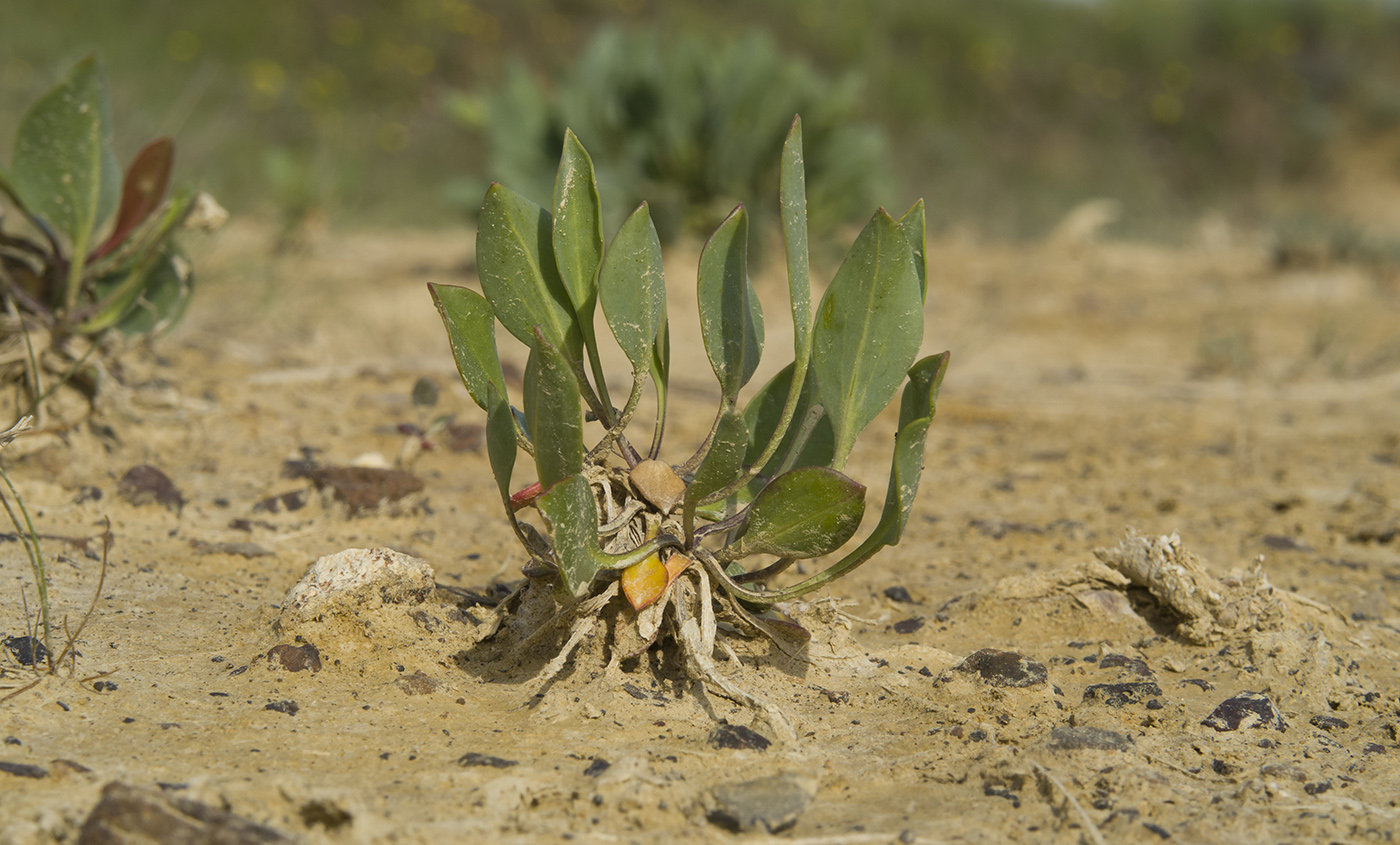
[0,56,221,419]
[450,27,890,247]
[431,116,946,703]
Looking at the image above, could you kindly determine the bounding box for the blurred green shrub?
[450,27,891,247]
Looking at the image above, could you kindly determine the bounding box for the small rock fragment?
[1083,682,1163,708]
[118,466,184,513]
[1308,714,1349,732]
[394,671,438,695]
[80,781,294,843]
[299,799,353,831]
[708,773,817,834]
[266,644,321,673]
[708,724,771,751]
[1046,726,1131,751]
[884,586,915,603]
[953,649,1048,688]
[457,752,517,769]
[893,617,925,635]
[265,700,299,716]
[1201,692,1287,732]
[583,758,611,777]
[305,466,424,515]
[279,548,435,628]
[252,491,309,514]
[3,635,47,667]
[0,761,48,779]
[1098,653,1154,678]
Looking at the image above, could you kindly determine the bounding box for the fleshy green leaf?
[10,56,120,251]
[811,209,923,470]
[896,199,928,303]
[551,129,604,317]
[429,283,509,412]
[684,408,748,536]
[599,202,666,375]
[92,137,174,260]
[484,384,518,512]
[535,474,602,597]
[728,466,865,561]
[697,205,763,403]
[476,183,579,356]
[743,362,834,475]
[523,331,584,488]
[97,246,191,336]
[74,191,193,334]
[780,116,812,359]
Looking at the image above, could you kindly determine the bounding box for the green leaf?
[743,363,834,475]
[523,331,585,489]
[476,183,579,356]
[74,191,193,334]
[780,116,812,357]
[429,283,509,412]
[812,209,923,470]
[10,56,120,250]
[97,247,191,336]
[92,137,174,260]
[551,129,604,317]
[535,474,602,597]
[728,466,865,561]
[697,205,762,403]
[648,314,670,459]
[684,408,748,538]
[896,200,928,303]
[599,202,666,375]
[484,383,518,511]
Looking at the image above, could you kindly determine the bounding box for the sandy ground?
[1,219,1398,844]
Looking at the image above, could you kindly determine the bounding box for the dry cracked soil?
[1,220,1399,844]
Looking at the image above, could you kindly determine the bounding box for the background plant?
[433,116,946,641]
[0,55,220,420]
[448,27,890,248]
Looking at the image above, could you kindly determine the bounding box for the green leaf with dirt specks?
[476,183,579,356]
[726,466,865,561]
[811,209,922,471]
[523,330,584,488]
[599,202,666,376]
[429,283,508,412]
[896,200,928,303]
[552,129,604,317]
[697,205,763,404]
[484,383,518,510]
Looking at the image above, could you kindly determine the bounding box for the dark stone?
[93,681,118,692]
[708,773,815,834]
[117,466,184,513]
[1143,822,1171,839]
[303,467,424,515]
[1212,759,1236,776]
[1201,692,1287,732]
[78,781,294,844]
[299,799,353,830]
[2,737,17,745]
[622,683,649,700]
[252,491,308,514]
[893,617,925,635]
[1262,535,1311,552]
[1098,653,1154,678]
[0,761,48,779]
[264,700,299,716]
[954,649,1048,688]
[457,752,517,769]
[1082,682,1163,707]
[1304,780,1332,796]
[73,485,103,505]
[884,586,915,603]
[394,671,438,696]
[1308,714,1349,732]
[583,758,611,777]
[266,643,321,673]
[709,724,771,751]
[1364,743,1385,754]
[1181,679,1213,691]
[3,635,47,667]
[1046,726,1131,751]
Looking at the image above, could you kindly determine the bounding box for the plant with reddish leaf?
[0,56,223,419]
[432,116,946,717]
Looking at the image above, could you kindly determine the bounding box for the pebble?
[1308,714,1349,732]
[117,465,184,513]
[708,772,817,834]
[708,723,771,751]
[1082,682,1163,707]
[80,781,294,843]
[1201,692,1287,732]
[266,644,321,673]
[1046,725,1131,751]
[279,548,435,627]
[953,649,1048,688]
[457,752,517,769]
[0,761,48,779]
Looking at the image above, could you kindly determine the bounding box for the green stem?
[0,466,50,668]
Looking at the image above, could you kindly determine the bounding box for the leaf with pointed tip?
[896,200,928,303]
[75,191,193,334]
[728,466,865,561]
[92,137,174,260]
[429,283,509,412]
[523,332,584,489]
[10,55,120,252]
[812,209,923,470]
[599,202,666,374]
[697,205,762,403]
[780,116,812,358]
[484,383,518,512]
[476,183,579,356]
[551,129,604,317]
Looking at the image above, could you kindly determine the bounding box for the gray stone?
[708,772,818,834]
[79,781,294,844]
